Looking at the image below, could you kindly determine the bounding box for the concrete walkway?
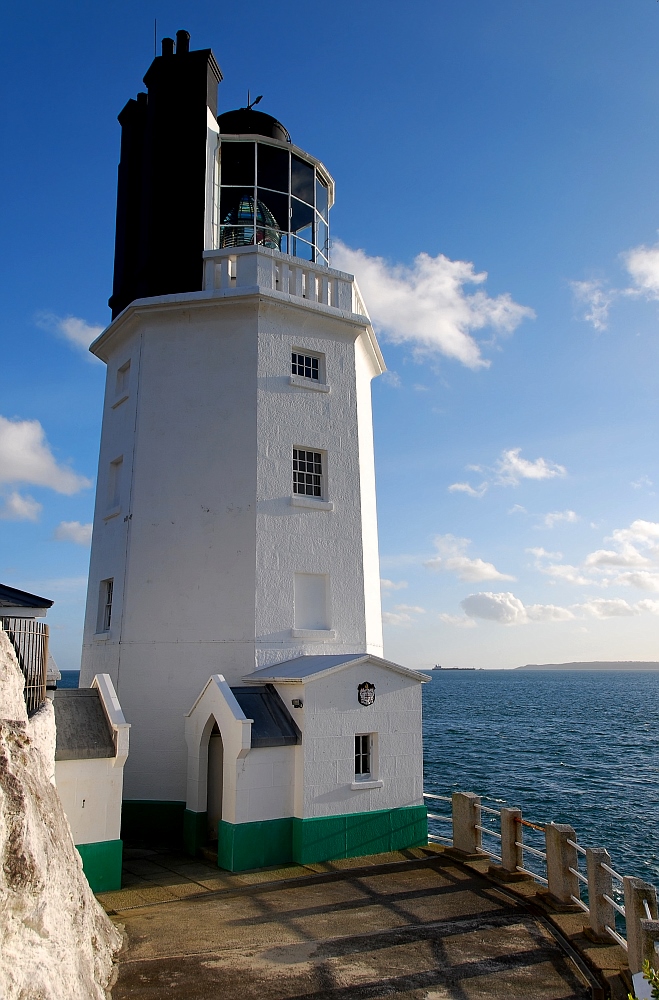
[98,846,632,999]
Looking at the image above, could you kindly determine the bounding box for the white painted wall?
[80,249,385,803]
[55,758,124,846]
[272,660,424,819]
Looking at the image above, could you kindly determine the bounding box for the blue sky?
[2,0,659,669]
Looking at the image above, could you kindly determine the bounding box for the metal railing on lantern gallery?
[0,617,49,715]
[202,246,369,318]
[424,790,659,981]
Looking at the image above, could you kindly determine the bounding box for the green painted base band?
[184,809,208,856]
[218,806,428,871]
[121,800,186,848]
[218,817,293,871]
[293,805,428,865]
[76,839,123,892]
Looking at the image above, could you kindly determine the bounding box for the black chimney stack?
[109,32,222,318]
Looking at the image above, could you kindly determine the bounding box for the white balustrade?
[201,246,367,317]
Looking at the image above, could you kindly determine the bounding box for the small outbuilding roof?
[0,583,53,611]
[242,653,429,686]
[53,689,116,760]
[230,684,301,747]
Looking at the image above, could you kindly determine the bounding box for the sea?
[423,669,659,885]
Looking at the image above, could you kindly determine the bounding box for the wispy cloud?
[54,521,93,545]
[541,509,579,529]
[571,280,616,331]
[35,312,104,357]
[438,612,477,629]
[458,590,659,626]
[573,239,659,330]
[530,519,659,592]
[0,415,91,494]
[0,491,42,522]
[382,604,426,627]
[332,240,534,370]
[449,447,566,497]
[424,534,514,582]
[380,578,408,591]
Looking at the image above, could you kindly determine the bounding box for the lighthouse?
[80,31,428,870]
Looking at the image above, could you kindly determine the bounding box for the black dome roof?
[217,108,290,143]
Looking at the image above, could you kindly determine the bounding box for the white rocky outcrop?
[0,628,122,999]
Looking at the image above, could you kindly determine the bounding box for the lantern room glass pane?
[220,142,255,186]
[257,144,289,193]
[316,178,328,220]
[257,189,289,233]
[291,155,314,205]
[291,198,313,234]
[220,189,256,246]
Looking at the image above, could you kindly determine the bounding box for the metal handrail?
[516,841,547,860]
[605,925,628,951]
[427,812,452,823]
[567,838,587,856]
[518,866,548,885]
[475,824,502,839]
[570,894,590,913]
[601,862,623,882]
[603,893,626,918]
[423,793,452,802]
[480,804,501,816]
[569,866,589,885]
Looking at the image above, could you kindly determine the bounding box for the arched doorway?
[206,721,224,845]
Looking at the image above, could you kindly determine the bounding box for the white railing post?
[586,848,616,941]
[545,824,580,906]
[500,807,523,874]
[337,279,352,311]
[452,792,481,855]
[292,266,304,298]
[203,257,216,291]
[624,877,659,975]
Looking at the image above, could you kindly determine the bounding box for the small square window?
[97,578,114,633]
[293,448,323,498]
[355,734,371,778]
[291,352,319,381]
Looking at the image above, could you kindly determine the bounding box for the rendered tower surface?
[80,32,428,869]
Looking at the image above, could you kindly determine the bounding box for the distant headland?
[516,661,659,671]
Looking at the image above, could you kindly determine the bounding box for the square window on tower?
[291,351,320,381]
[293,449,323,498]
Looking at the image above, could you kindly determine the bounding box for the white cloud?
[424,534,514,582]
[381,371,401,387]
[450,448,566,497]
[332,240,534,370]
[495,448,566,485]
[571,279,615,331]
[382,603,425,627]
[461,591,528,625]
[577,598,638,619]
[35,312,104,355]
[631,475,653,490]
[380,578,408,591]
[527,547,563,560]
[623,243,659,298]
[54,521,93,545]
[542,510,579,529]
[508,504,527,515]
[574,240,659,330]
[0,491,42,521]
[458,590,658,626]
[0,416,91,495]
[448,481,488,498]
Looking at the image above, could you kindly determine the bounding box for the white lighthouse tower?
[80,31,428,870]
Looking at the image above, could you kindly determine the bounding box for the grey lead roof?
[53,689,115,760]
[243,653,429,684]
[230,685,301,747]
